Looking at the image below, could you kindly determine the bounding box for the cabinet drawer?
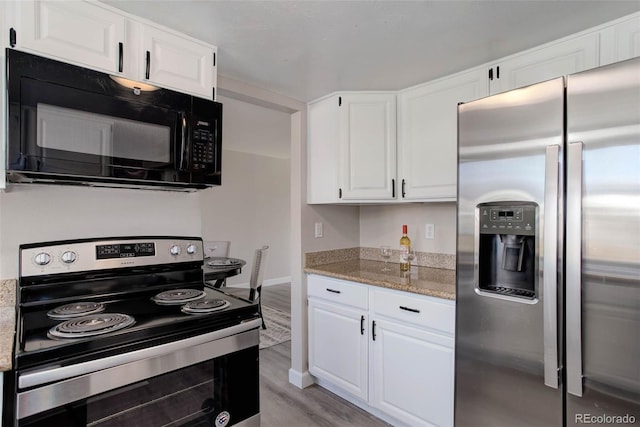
[307,275,368,310]
[372,288,454,336]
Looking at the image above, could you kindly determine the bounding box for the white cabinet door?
[600,13,640,66]
[397,68,487,201]
[339,93,396,201]
[308,298,368,400]
[307,95,340,204]
[489,33,599,95]
[140,25,214,99]
[371,319,454,427]
[16,0,125,74]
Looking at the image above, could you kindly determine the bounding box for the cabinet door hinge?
[338,96,342,107]
[9,28,16,47]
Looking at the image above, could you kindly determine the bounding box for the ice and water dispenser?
[477,203,537,299]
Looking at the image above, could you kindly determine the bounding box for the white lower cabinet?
[308,299,368,400]
[307,274,455,427]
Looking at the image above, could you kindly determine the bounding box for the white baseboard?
[288,368,314,389]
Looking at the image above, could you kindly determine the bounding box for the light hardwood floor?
[259,283,391,427]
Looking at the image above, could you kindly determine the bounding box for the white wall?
[200,149,291,286]
[359,203,457,255]
[0,185,202,279]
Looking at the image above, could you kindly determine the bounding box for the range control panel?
[20,237,203,278]
[479,203,537,236]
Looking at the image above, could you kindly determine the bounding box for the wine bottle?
[400,224,411,271]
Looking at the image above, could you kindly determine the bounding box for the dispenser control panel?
[479,204,536,236]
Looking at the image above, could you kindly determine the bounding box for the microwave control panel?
[191,121,216,172]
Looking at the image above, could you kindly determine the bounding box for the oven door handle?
[19,317,262,390]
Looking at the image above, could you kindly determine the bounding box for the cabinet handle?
[372,320,377,341]
[326,288,341,294]
[392,179,395,198]
[360,315,365,335]
[399,305,420,314]
[489,68,494,81]
[118,42,123,73]
[401,179,406,198]
[339,188,342,199]
[496,66,500,79]
[9,28,16,47]
[145,50,151,79]
[213,51,216,67]
[338,96,342,106]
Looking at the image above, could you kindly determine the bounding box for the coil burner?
[47,302,105,320]
[48,313,135,339]
[151,289,206,305]
[181,299,231,315]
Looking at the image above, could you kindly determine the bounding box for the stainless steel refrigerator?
[455,57,639,426]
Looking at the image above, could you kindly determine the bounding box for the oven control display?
[96,242,156,259]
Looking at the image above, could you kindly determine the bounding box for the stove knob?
[170,245,181,256]
[34,252,52,266]
[61,251,77,264]
[186,244,197,255]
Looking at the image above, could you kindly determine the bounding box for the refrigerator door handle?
[543,144,560,389]
[566,141,584,397]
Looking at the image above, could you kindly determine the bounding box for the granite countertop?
[305,258,456,300]
[0,280,17,372]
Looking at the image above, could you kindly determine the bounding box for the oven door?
[15,319,261,427]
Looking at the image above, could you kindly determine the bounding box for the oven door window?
[18,346,259,427]
[16,78,180,181]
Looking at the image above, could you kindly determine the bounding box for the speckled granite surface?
[305,259,456,300]
[0,279,17,372]
[306,247,456,271]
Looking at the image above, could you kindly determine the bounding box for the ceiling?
[102,1,638,103]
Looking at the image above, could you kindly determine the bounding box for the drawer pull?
[360,315,365,335]
[326,288,341,294]
[399,305,420,314]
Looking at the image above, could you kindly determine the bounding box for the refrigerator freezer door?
[456,78,564,426]
[565,57,640,426]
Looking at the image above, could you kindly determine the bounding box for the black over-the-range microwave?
[5,49,222,190]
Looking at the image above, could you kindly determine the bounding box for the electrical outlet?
[314,222,323,238]
[425,223,435,239]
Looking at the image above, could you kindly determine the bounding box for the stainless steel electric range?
[2,236,261,427]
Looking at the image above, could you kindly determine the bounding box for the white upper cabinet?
[397,68,488,201]
[488,32,599,95]
[10,0,216,99]
[307,95,340,204]
[339,93,397,201]
[15,0,125,74]
[138,24,215,99]
[600,13,640,66]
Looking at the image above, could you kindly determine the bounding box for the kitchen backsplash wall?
[0,185,202,279]
[360,202,457,255]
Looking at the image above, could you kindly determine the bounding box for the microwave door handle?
[179,113,189,171]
